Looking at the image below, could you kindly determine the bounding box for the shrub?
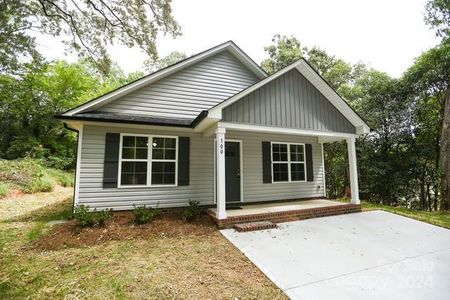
[73,205,112,227]
[133,204,160,224]
[182,200,202,222]
[0,182,8,198]
[96,209,112,226]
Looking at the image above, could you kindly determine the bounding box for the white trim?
[63,41,266,116]
[218,122,357,138]
[270,142,307,183]
[347,137,360,204]
[213,139,244,204]
[117,133,178,188]
[209,59,370,134]
[215,128,227,219]
[73,124,83,209]
[321,143,327,197]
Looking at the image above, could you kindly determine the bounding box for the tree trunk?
[440,89,450,210]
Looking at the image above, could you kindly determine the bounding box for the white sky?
[37,0,439,78]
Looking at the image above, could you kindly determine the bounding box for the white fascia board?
[296,60,370,134]
[218,122,357,139]
[63,41,265,116]
[208,63,299,118]
[209,59,370,135]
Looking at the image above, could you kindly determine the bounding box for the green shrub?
[133,204,160,224]
[182,200,202,222]
[96,209,112,226]
[0,182,8,198]
[73,205,112,227]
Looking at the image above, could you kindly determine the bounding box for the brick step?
[233,221,278,232]
[212,204,361,228]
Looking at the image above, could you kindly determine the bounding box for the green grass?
[0,193,286,300]
[0,158,74,196]
[0,182,7,198]
[362,202,450,229]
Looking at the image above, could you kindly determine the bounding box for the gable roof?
[61,41,267,117]
[208,58,370,134]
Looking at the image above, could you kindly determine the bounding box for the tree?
[261,35,305,74]
[0,59,140,168]
[424,0,450,39]
[144,51,187,73]
[0,0,180,75]
[403,42,450,210]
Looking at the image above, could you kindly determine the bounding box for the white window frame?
[270,141,307,183]
[118,133,178,188]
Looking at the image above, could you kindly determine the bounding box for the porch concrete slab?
[221,210,450,300]
[210,199,345,217]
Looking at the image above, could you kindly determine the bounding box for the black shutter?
[305,144,314,182]
[103,133,120,188]
[262,141,272,183]
[177,137,190,186]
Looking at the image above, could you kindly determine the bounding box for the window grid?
[118,134,178,188]
[271,142,307,183]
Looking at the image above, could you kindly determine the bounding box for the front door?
[225,141,241,203]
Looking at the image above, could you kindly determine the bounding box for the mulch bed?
[33,211,217,251]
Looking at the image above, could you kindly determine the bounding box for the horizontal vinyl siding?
[78,125,215,210]
[223,69,356,134]
[77,126,325,210]
[97,51,260,119]
[227,131,325,202]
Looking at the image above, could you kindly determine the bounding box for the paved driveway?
[221,211,450,300]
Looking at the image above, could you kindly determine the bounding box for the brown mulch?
[33,211,217,251]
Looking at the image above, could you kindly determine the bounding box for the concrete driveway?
[221,211,450,300]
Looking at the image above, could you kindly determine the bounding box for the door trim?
[214,139,243,204]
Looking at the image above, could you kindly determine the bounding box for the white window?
[271,142,306,182]
[118,134,178,187]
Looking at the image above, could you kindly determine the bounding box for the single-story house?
[57,41,370,221]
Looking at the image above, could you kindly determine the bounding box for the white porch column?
[215,127,227,219]
[347,137,360,204]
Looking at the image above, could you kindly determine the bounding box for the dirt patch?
[34,211,217,251]
[0,185,73,221]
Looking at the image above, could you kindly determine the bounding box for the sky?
[37,0,439,78]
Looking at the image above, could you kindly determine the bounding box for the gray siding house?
[58,41,370,220]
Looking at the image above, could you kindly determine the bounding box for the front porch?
[207,199,361,228]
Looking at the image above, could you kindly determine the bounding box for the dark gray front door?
[225,141,241,203]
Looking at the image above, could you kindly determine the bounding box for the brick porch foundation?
[208,203,361,229]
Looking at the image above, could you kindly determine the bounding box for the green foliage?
[182,200,202,222]
[26,222,46,242]
[133,204,161,224]
[0,60,141,169]
[144,51,187,73]
[0,182,8,198]
[0,0,180,75]
[424,0,450,39]
[0,158,73,194]
[262,33,448,211]
[73,205,112,227]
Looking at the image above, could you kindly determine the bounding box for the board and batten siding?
[78,125,215,210]
[77,125,324,210]
[227,130,324,202]
[222,69,356,134]
[95,51,260,120]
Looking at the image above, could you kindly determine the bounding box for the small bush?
[73,205,112,227]
[96,209,112,226]
[182,200,202,222]
[0,182,8,198]
[133,204,160,224]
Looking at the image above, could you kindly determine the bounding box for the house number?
[220,138,224,155]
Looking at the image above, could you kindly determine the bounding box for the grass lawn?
[0,189,286,299]
[361,202,450,229]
